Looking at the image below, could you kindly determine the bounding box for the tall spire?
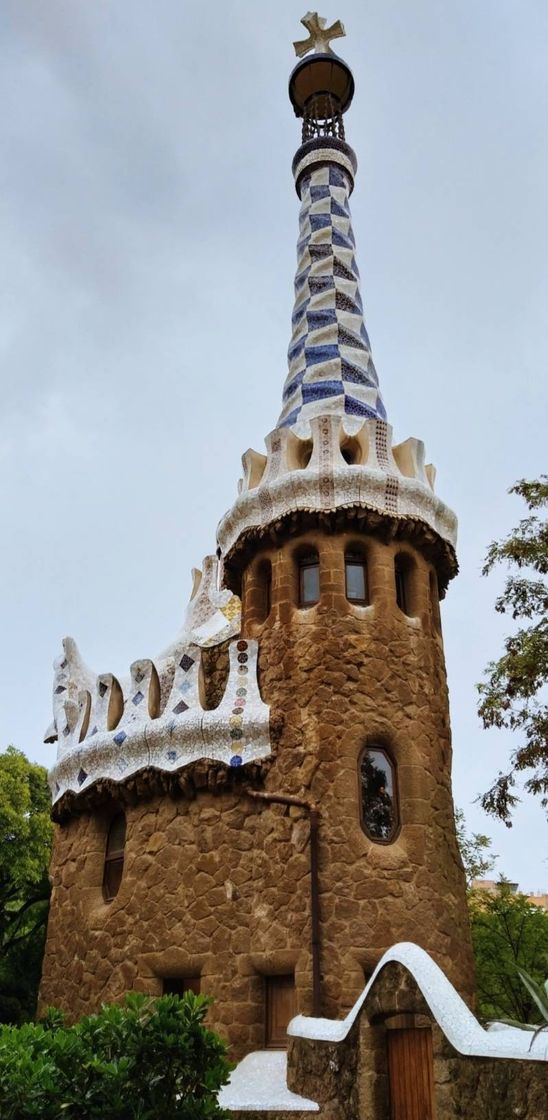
[278,14,386,431]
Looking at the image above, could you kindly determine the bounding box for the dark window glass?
[359,748,397,842]
[163,976,201,996]
[345,557,368,603]
[299,558,320,606]
[395,558,409,614]
[103,812,126,902]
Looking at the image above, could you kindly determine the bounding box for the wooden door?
[387,1028,436,1120]
[265,975,296,1048]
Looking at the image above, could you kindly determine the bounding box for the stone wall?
[41,524,475,1055]
[243,527,475,1010]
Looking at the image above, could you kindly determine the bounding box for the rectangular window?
[162,976,201,996]
[265,974,296,1048]
[345,560,368,603]
[299,561,320,606]
[103,857,124,902]
[395,565,408,614]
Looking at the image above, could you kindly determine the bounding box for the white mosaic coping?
[288,942,548,1062]
[46,557,272,804]
[218,1051,319,1112]
[217,416,457,561]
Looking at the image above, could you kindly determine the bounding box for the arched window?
[103,812,126,902]
[359,746,398,842]
[345,549,369,605]
[394,553,414,616]
[297,549,320,607]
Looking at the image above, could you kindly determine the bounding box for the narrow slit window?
[103,812,126,902]
[394,555,411,615]
[345,553,368,604]
[263,561,272,620]
[430,570,441,632]
[298,554,320,607]
[359,747,398,842]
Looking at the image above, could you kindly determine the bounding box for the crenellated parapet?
[45,556,271,808]
[217,413,457,584]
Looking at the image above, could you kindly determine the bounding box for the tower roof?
[216,15,457,583]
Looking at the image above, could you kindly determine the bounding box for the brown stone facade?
[40,521,475,1056]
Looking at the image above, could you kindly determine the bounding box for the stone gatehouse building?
[39,12,546,1118]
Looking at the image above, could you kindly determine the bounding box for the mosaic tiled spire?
[278,160,386,429]
[279,24,387,430]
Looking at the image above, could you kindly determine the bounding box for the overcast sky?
[1,1,546,888]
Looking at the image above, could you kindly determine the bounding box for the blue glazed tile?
[179,654,195,672]
[304,343,339,366]
[230,755,243,767]
[77,768,87,786]
[344,396,378,419]
[113,730,127,746]
[132,691,144,706]
[306,309,337,331]
[303,379,343,402]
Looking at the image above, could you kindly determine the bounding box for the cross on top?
[293,11,346,58]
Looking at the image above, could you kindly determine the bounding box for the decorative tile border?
[217,415,458,559]
[49,638,270,804]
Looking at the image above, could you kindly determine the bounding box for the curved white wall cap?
[217,415,457,561]
[45,557,271,805]
[288,942,548,1062]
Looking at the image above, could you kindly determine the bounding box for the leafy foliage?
[0,990,232,1120]
[477,476,548,823]
[454,807,498,888]
[469,881,548,1023]
[0,748,53,1022]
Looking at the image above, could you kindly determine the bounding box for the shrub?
[0,991,232,1120]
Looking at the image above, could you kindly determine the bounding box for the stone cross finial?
[293,11,346,58]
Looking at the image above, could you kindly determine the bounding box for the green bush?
[0,991,232,1120]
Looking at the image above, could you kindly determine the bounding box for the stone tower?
[39,15,474,1057]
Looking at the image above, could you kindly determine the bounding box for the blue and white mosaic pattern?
[279,164,386,430]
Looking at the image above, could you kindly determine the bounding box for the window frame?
[358,744,399,845]
[345,551,369,605]
[298,553,320,608]
[102,812,126,902]
[394,553,415,616]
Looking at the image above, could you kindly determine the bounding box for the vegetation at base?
[468,881,548,1024]
[0,990,232,1120]
[477,476,548,823]
[0,747,53,1023]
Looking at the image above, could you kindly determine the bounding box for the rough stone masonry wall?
[242,526,475,1011]
[41,522,475,1056]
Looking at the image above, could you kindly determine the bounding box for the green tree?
[477,476,548,823]
[469,882,548,1023]
[455,807,498,888]
[0,991,232,1120]
[0,748,53,1022]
